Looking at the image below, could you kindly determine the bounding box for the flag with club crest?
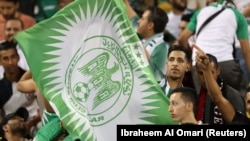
[15,0,175,140]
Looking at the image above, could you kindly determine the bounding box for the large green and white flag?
[15,0,175,140]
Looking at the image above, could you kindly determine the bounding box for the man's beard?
[173,2,187,12]
[169,75,180,81]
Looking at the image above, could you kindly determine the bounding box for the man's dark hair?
[171,87,198,113]
[0,41,17,52]
[181,13,194,23]
[147,6,168,34]
[206,53,219,68]
[168,45,192,62]
[0,107,28,141]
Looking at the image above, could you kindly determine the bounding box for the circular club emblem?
[65,36,134,126]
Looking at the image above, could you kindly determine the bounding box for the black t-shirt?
[232,111,250,124]
[0,68,26,108]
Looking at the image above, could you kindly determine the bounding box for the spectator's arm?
[19,70,32,81]
[17,78,55,113]
[178,29,193,49]
[194,45,236,123]
[202,66,235,123]
[17,70,40,94]
[16,79,36,93]
[178,10,198,48]
[25,109,41,133]
[40,93,55,113]
[123,0,137,19]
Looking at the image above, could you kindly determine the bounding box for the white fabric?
[145,34,164,54]
[166,12,182,39]
[3,82,39,118]
[16,44,29,70]
[192,6,237,65]
[166,10,190,39]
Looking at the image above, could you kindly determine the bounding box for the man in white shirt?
[165,0,191,39]
[179,0,250,95]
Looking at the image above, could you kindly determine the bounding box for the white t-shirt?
[4,82,39,117]
[165,10,191,39]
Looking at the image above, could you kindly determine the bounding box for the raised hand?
[193,44,209,70]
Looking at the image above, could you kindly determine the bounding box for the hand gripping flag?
[15,0,175,140]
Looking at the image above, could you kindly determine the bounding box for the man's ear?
[148,21,154,31]
[216,66,221,76]
[186,102,193,111]
[186,63,191,72]
[3,124,8,132]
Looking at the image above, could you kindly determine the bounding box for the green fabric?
[187,10,200,32]
[231,8,249,39]
[149,42,168,79]
[34,116,83,140]
[130,15,140,31]
[35,0,58,22]
[33,117,62,141]
[42,110,58,126]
